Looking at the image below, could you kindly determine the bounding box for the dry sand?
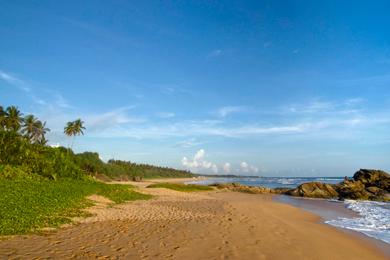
[0,180,387,259]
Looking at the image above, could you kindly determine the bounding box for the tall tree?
[73,119,85,135]
[22,114,38,139]
[21,115,50,144]
[64,119,85,149]
[33,121,50,144]
[5,106,23,131]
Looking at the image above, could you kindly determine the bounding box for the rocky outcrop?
[336,179,370,200]
[353,169,390,192]
[335,169,390,201]
[211,169,390,202]
[285,169,390,201]
[285,182,339,199]
[212,183,272,194]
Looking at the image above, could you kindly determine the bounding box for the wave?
[326,200,390,244]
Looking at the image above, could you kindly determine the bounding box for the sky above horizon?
[1,0,390,176]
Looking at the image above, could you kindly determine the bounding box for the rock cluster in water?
[212,169,390,201]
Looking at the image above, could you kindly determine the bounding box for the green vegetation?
[0,105,193,181]
[0,104,190,235]
[0,178,151,235]
[147,182,213,192]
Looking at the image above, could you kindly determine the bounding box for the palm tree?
[5,106,23,131]
[33,121,50,144]
[73,119,86,135]
[64,119,85,149]
[22,114,38,139]
[21,115,50,144]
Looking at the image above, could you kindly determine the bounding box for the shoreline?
[0,181,387,259]
[275,195,390,257]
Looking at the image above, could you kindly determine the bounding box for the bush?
[0,165,37,180]
[147,183,213,192]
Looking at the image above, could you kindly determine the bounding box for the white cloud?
[54,94,74,109]
[156,112,175,118]
[285,98,367,116]
[182,149,218,174]
[223,162,231,173]
[240,162,249,172]
[215,106,247,117]
[174,138,204,148]
[344,98,364,106]
[0,69,31,92]
[240,162,259,174]
[0,69,75,110]
[287,101,334,113]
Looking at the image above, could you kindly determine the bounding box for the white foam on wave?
[326,200,390,244]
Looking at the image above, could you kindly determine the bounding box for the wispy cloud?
[0,69,31,92]
[207,49,222,58]
[78,106,144,132]
[160,85,194,96]
[215,106,247,117]
[174,138,204,148]
[82,107,390,141]
[156,112,175,118]
[285,98,364,115]
[338,73,390,85]
[1,69,74,110]
[62,18,137,46]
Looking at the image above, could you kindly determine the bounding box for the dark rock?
[336,180,370,200]
[353,169,390,192]
[212,183,272,194]
[286,182,339,199]
[366,186,386,197]
[211,169,390,202]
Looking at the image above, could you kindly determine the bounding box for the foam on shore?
[326,200,390,244]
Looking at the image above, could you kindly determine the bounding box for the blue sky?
[1,0,390,176]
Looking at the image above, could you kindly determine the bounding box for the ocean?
[187,176,390,245]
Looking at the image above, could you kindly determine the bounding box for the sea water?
[187,176,344,189]
[326,200,390,244]
[187,177,390,244]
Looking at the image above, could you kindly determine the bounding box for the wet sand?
[276,195,390,257]
[0,181,387,259]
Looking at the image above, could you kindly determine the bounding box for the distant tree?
[5,106,24,131]
[64,119,85,149]
[22,115,50,144]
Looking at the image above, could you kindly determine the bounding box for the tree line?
[0,104,193,180]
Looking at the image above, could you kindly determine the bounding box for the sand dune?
[0,182,387,259]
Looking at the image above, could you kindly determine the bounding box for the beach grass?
[147,182,213,192]
[0,179,151,236]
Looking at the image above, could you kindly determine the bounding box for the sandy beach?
[0,180,387,259]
